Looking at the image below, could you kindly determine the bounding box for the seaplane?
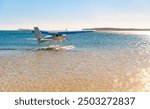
[32,27,95,50]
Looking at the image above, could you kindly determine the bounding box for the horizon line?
[1,27,150,31]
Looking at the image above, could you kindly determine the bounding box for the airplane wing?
[40,31,56,35]
[40,30,96,35]
[57,30,96,35]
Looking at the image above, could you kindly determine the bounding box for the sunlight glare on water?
[0,31,150,91]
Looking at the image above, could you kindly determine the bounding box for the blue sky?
[0,0,150,30]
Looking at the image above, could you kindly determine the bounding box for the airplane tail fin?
[33,27,43,43]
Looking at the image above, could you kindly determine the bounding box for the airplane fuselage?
[39,35,65,43]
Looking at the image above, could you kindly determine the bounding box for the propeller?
[65,35,69,41]
[65,28,69,41]
[65,28,68,32]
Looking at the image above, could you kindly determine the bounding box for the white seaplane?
[33,27,95,50]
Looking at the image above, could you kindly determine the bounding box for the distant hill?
[18,29,33,31]
[83,28,150,31]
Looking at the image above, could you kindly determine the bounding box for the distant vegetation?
[83,28,150,31]
[18,29,33,31]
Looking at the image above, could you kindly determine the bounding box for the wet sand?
[0,48,150,92]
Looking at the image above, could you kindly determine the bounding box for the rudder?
[33,27,43,42]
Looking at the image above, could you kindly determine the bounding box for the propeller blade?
[65,36,69,41]
[65,28,67,31]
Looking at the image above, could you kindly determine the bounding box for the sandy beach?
[0,48,149,92]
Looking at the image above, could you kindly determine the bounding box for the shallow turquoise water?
[0,31,148,48]
[0,30,150,53]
